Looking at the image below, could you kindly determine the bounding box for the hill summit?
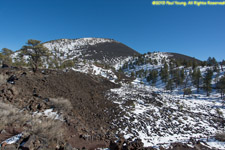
[43,38,139,65]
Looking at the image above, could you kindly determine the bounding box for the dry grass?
[0,102,26,129]
[50,97,73,112]
[215,132,225,142]
[28,117,65,144]
[0,101,65,144]
[0,74,8,85]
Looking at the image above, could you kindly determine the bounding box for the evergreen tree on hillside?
[220,59,225,72]
[207,57,218,67]
[0,53,3,64]
[214,69,220,85]
[175,59,181,67]
[161,58,166,65]
[0,48,13,65]
[219,61,224,71]
[203,69,213,96]
[137,55,145,66]
[183,70,191,90]
[173,68,185,88]
[147,70,158,85]
[20,39,51,73]
[160,63,169,83]
[130,71,135,78]
[201,61,207,67]
[154,59,158,65]
[216,75,225,99]
[173,69,181,88]
[61,60,74,68]
[13,55,27,67]
[192,68,202,93]
[221,59,225,66]
[122,62,128,69]
[180,68,185,85]
[192,61,197,69]
[169,61,175,71]
[183,88,192,97]
[166,79,174,92]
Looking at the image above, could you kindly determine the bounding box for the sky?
[0,0,224,61]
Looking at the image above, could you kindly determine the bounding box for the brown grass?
[215,132,225,142]
[0,74,8,85]
[50,97,73,112]
[0,101,65,145]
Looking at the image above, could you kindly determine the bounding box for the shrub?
[183,88,192,97]
[50,97,72,112]
[215,132,225,142]
[0,102,65,145]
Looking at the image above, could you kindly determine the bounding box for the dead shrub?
[27,116,65,144]
[215,132,225,142]
[0,101,65,145]
[0,74,8,85]
[0,102,28,130]
[50,97,72,112]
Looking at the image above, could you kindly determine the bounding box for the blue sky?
[0,0,224,61]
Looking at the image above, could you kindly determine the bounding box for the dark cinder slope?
[168,52,202,64]
[84,41,140,61]
[42,38,140,65]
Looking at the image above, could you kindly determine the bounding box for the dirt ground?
[0,68,122,149]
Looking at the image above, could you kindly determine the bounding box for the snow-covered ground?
[107,80,225,149]
[33,108,64,121]
[72,62,118,82]
[44,38,115,54]
[122,52,171,75]
[0,133,23,145]
[113,56,133,70]
[105,52,225,149]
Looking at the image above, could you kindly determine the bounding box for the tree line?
[122,53,225,99]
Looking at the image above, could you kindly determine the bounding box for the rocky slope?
[1,40,225,149]
[0,68,123,149]
[1,67,224,150]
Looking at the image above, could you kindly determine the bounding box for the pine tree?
[154,59,158,65]
[20,39,51,73]
[214,69,220,85]
[166,79,174,92]
[187,61,193,68]
[183,70,191,90]
[152,70,158,85]
[160,63,169,83]
[13,56,27,67]
[175,60,181,67]
[0,48,13,65]
[220,61,224,72]
[0,53,4,64]
[147,71,152,83]
[203,69,213,96]
[61,60,74,68]
[147,70,158,85]
[201,61,207,67]
[192,68,202,93]
[180,68,185,85]
[207,57,218,67]
[183,88,192,97]
[173,69,181,88]
[192,61,197,69]
[207,57,212,66]
[130,71,135,78]
[216,75,225,99]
